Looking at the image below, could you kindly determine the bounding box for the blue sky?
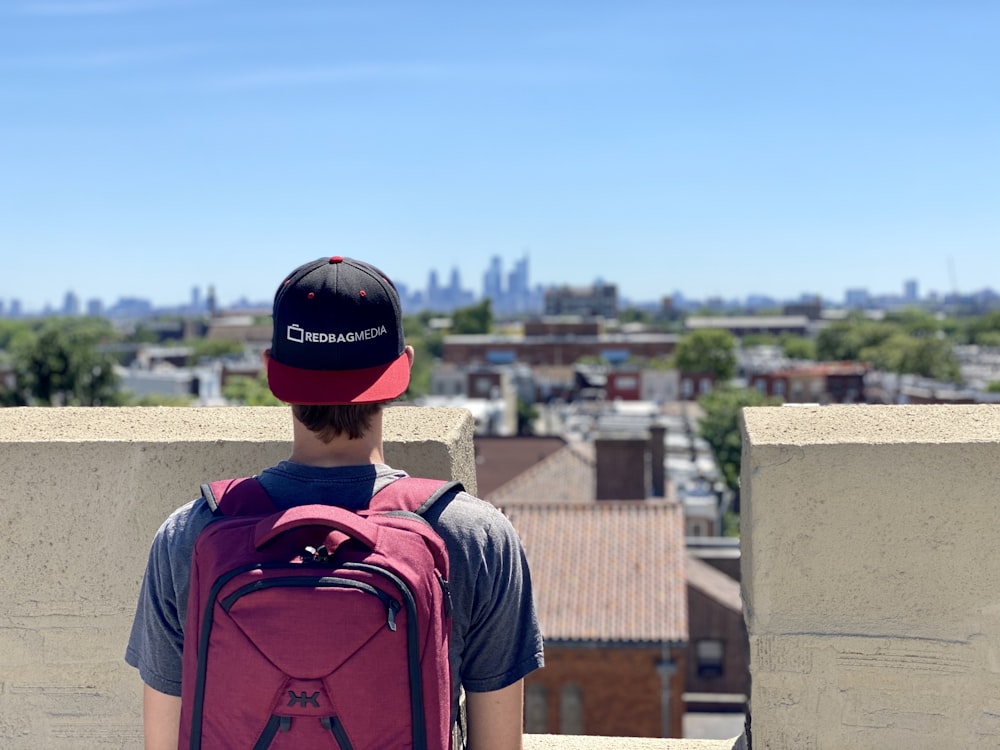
[1,1,997,311]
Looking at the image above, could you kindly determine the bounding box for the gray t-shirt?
[125,462,544,715]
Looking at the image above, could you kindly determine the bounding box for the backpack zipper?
[220,575,400,631]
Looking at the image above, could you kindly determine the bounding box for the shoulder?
[426,488,524,559]
[148,496,215,561]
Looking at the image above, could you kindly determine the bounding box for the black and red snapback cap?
[266,256,410,404]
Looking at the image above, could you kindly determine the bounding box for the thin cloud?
[1,44,205,71]
[211,63,452,89]
[19,0,188,16]
[209,61,597,90]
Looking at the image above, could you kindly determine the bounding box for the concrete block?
[741,404,1000,749]
[0,405,474,748]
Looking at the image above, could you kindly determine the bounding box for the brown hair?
[291,403,384,442]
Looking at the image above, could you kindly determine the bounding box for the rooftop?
[506,501,688,644]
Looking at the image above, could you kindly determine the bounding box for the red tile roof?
[486,442,595,506]
[505,501,688,644]
[474,436,568,498]
[685,554,742,613]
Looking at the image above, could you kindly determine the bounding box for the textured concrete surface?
[524,737,742,749]
[741,404,1000,750]
[0,405,474,749]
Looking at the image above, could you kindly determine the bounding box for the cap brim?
[267,350,411,405]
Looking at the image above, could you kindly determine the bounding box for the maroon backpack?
[179,476,461,750]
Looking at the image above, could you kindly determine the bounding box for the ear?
[261,348,271,368]
[404,345,414,366]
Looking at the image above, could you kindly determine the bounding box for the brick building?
[506,502,689,737]
[442,332,679,367]
[748,362,867,404]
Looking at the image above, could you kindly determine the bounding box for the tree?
[402,314,444,400]
[962,311,1000,346]
[697,385,783,497]
[8,317,123,406]
[815,315,897,361]
[222,373,283,406]
[516,398,538,436]
[673,329,737,380]
[780,334,816,361]
[884,308,942,338]
[450,299,492,335]
[185,337,245,364]
[816,314,960,382]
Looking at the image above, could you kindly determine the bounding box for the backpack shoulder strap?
[368,477,464,517]
[201,477,276,517]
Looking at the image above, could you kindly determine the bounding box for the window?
[696,639,724,678]
[559,683,584,735]
[524,684,548,734]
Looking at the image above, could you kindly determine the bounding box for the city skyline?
[2,3,998,310]
[1,250,990,319]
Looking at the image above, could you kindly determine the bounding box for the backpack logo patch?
[287,691,321,708]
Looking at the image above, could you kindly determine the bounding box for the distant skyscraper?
[845,288,869,309]
[62,290,80,316]
[904,279,919,303]
[87,298,104,317]
[192,286,202,311]
[483,256,503,300]
[508,256,529,297]
[10,299,22,317]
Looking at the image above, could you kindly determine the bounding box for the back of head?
[266,256,410,405]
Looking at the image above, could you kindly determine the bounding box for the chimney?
[595,433,650,500]
[649,424,666,498]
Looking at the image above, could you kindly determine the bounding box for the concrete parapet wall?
[0,405,474,749]
[741,405,1000,750]
[524,737,741,750]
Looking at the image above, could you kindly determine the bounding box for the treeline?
[0,316,245,407]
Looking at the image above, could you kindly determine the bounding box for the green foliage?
[618,307,656,325]
[402,314,444,400]
[780,334,816,360]
[722,511,741,537]
[673,329,737,380]
[962,311,1000,346]
[884,308,941,338]
[7,317,123,406]
[816,315,897,361]
[127,324,162,345]
[0,319,33,350]
[697,386,783,492]
[516,398,538,436]
[817,313,960,382]
[986,381,1000,393]
[222,373,283,406]
[450,299,493,335]
[185,337,245,364]
[740,333,778,348]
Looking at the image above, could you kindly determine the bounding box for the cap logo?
[287,323,388,345]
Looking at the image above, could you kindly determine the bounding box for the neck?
[288,413,385,468]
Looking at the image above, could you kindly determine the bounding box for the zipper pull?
[387,600,400,632]
[438,573,453,617]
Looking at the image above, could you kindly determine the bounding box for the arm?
[143,684,181,750]
[466,679,524,750]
